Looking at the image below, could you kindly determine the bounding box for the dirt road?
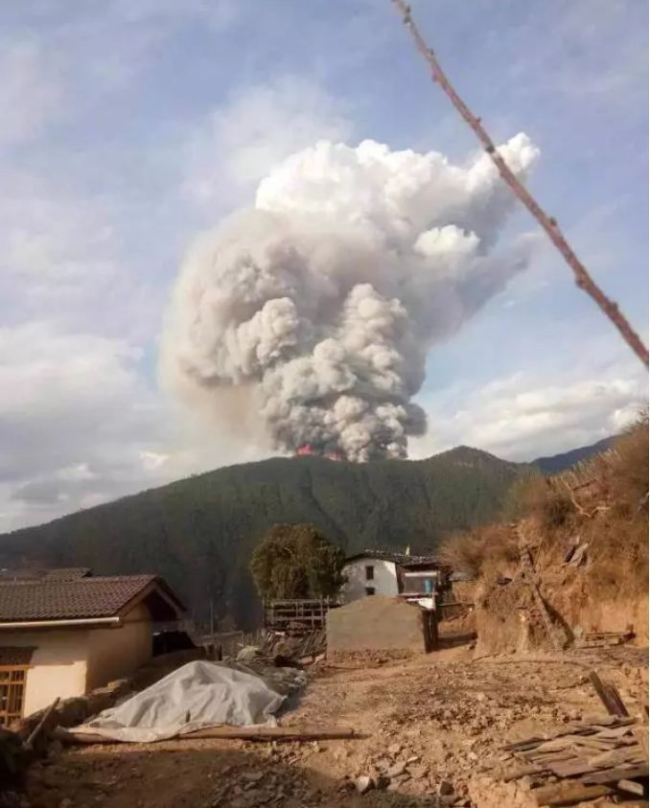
[23,642,648,808]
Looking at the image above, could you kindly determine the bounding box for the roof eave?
[116,577,186,621]
[0,616,123,630]
[344,553,400,563]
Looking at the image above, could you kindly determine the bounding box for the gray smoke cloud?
[161,135,538,461]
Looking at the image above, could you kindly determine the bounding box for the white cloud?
[6,1,242,100]
[0,319,270,532]
[1,171,114,281]
[0,39,65,147]
[105,0,239,27]
[411,366,647,462]
[503,0,647,115]
[182,76,353,207]
[0,165,165,345]
[0,322,165,529]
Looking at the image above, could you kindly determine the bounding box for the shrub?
[441,412,649,599]
[438,523,518,579]
[609,413,648,515]
[500,470,543,521]
[510,476,574,532]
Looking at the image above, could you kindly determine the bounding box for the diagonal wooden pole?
[392,0,648,368]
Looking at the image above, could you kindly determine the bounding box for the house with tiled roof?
[0,571,185,724]
[341,550,450,610]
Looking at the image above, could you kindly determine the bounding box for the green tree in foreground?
[250,522,345,600]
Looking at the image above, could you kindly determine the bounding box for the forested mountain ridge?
[0,440,609,628]
[534,436,613,474]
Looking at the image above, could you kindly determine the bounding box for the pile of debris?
[205,754,325,808]
[258,629,326,665]
[0,727,30,802]
[498,669,648,805]
[574,629,635,650]
[232,646,308,697]
[501,714,647,805]
[341,741,467,803]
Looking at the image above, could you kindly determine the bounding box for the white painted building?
[341,551,446,610]
[342,555,399,601]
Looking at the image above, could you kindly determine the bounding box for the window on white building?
[365,565,374,581]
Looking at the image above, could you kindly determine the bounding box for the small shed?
[326,595,437,657]
[0,572,185,723]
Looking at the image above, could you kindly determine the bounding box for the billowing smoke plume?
[162,135,538,461]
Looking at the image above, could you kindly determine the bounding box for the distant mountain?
[0,448,530,628]
[0,439,610,629]
[533,436,613,474]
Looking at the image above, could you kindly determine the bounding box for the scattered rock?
[407,764,428,779]
[236,646,261,663]
[375,774,391,790]
[387,761,406,778]
[355,775,375,794]
[47,740,63,759]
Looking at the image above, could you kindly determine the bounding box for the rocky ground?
[15,640,649,808]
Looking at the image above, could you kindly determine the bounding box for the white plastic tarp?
[71,660,286,743]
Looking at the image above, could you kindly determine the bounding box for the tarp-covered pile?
[72,660,304,743]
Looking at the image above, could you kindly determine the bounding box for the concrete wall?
[327,595,427,654]
[341,559,398,602]
[86,603,153,691]
[0,629,90,716]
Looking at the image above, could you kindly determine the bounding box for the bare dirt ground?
[23,640,648,808]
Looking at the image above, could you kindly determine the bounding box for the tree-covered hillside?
[0,440,608,628]
[534,437,613,474]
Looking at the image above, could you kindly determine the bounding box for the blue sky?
[0,0,647,530]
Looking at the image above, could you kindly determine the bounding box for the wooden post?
[24,697,60,750]
[589,671,629,717]
[532,782,613,806]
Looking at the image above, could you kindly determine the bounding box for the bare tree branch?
[392,0,648,368]
[560,479,610,519]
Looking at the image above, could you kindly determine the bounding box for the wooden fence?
[264,598,340,636]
